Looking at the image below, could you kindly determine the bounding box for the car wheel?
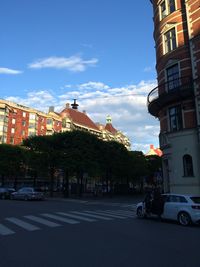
[136,207,144,218]
[178,211,191,226]
[1,194,6,200]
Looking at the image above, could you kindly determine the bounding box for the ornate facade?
[148,0,200,194]
[0,99,131,150]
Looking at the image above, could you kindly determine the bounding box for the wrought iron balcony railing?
[147,76,194,117]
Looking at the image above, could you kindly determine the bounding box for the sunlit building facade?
[0,99,131,150]
[148,0,200,194]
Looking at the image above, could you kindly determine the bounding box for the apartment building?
[0,99,131,150]
[148,0,200,194]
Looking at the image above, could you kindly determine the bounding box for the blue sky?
[0,0,159,152]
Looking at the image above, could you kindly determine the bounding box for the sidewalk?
[46,194,144,204]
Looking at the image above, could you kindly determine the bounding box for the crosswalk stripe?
[85,211,126,219]
[72,211,113,220]
[56,212,96,222]
[0,224,15,236]
[108,209,135,214]
[24,215,61,227]
[106,210,135,215]
[5,217,40,231]
[121,204,136,208]
[102,210,135,217]
[41,214,79,224]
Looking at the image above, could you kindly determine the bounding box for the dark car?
[11,187,44,201]
[0,187,15,199]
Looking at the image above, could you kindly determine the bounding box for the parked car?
[11,187,44,201]
[136,193,200,226]
[0,187,15,199]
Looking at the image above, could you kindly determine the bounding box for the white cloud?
[5,79,160,152]
[0,67,23,75]
[6,90,56,111]
[28,55,98,72]
[79,81,110,90]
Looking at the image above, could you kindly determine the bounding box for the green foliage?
[0,130,157,194]
[0,144,26,187]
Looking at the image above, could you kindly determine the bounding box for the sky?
[0,0,159,152]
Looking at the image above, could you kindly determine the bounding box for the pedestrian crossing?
[0,209,136,237]
[85,202,137,209]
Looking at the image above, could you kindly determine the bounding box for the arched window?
[183,154,194,177]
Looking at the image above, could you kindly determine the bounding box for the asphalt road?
[0,197,199,267]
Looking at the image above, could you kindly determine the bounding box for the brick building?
[148,0,200,194]
[0,99,131,150]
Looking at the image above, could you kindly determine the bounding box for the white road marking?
[72,211,113,220]
[105,209,135,215]
[41,214,79,224]
[5,217,40,231]
[85,211,126,219]
[24,215,61,227]
[0,224,15,236]
[102,210,135,217]
[56,212,96,222]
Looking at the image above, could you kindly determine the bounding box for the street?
[0,197,199,267]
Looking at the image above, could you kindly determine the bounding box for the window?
[169,105,182,131]
[160,0,176,20]
[11,128,15,134]
[166,64,180,91]
[0,115,5,122]
[21,130,26,136]
[12,118,16,124]
[164,28,176,53]
[28,123,35,129]
[47,119,52,125]
[190,197,200,204]
[168,0,176,13]
[168,195,187,203]
[183,154,194,176]
[10,137,14,144]
[29,113,36,120]
[28,131,36,137]
[160,1,167,19]
[22,120,26,126]
[62,119,66,127]
[22,112,26,118]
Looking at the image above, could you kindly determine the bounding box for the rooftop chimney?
[150,144,154,150]
[66,103,70,109]
[71,99,79,110]
[49,106,54,113]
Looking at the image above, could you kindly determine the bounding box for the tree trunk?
[64,169,69,198]
[77,170,83,197]
[50,167,54,197]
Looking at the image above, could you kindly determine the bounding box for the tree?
[0,144,26,188]
[52,130,104,197]
[23,135,61,196]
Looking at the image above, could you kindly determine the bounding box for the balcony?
[147,76,194,117]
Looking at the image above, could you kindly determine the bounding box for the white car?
[136,193,200,226]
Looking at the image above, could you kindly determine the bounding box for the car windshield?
[190,197,200,204]
[0,188,6,192]
[19,188,33,193]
